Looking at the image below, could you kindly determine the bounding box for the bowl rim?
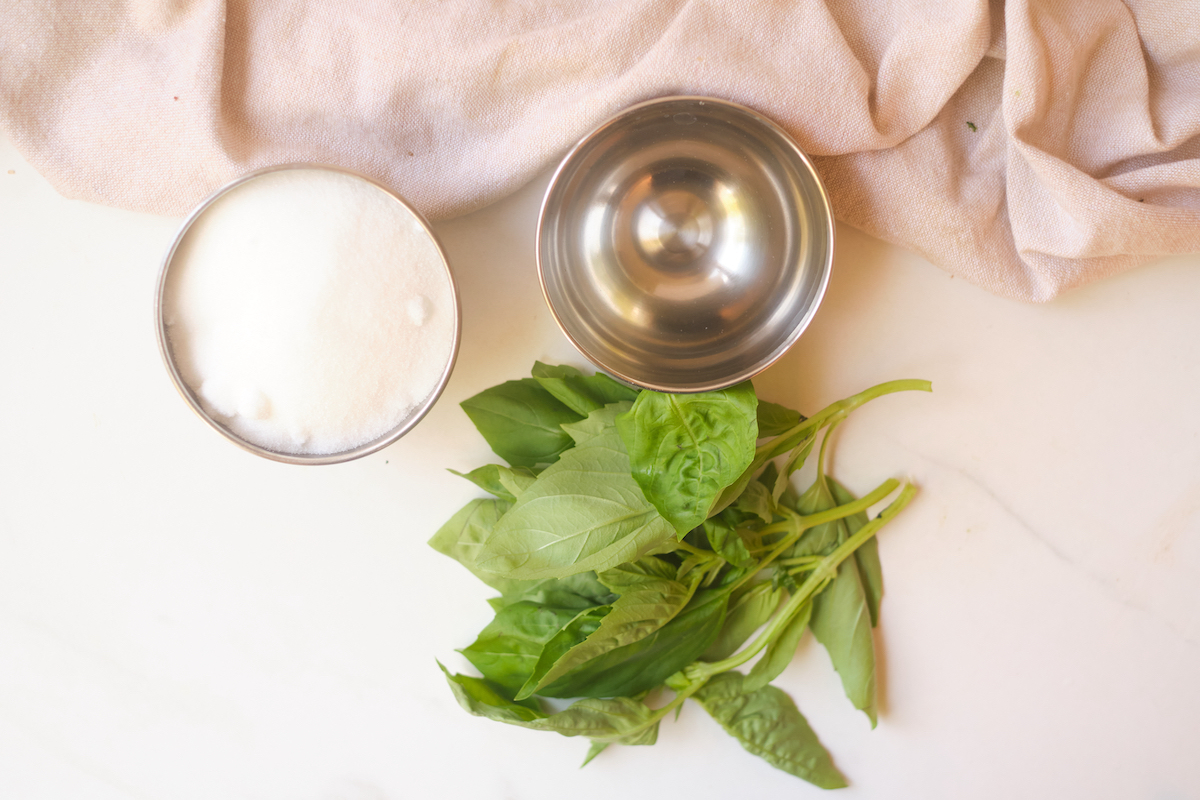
[154,163,461,465]
[536,94,835,394]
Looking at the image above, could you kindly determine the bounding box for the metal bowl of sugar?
[537,96,834,393]
[155,164,460,465]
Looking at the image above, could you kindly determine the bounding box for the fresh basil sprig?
[433,365,930,789]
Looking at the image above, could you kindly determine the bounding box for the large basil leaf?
[702,582,782,662]
[744,601,812,692]
[538,586,730,699]
[441,663,659,745]
[532,362,639,416]
[517,558,694,699]
[616,383,758,536]
[829,478,883,627]
[474,405,676,581]
[461,378,583,468]
[460,601,587,692]
[694,672,846,789]
[428,498,528,595]
[449,464,538,503]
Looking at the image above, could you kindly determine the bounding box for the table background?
[2,131,1198,800]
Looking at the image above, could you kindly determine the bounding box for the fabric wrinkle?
[0,0,1197,301]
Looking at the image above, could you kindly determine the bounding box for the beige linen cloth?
[2,0,1198,300]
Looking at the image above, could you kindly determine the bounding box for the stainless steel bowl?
[155,164,460,465]
[538,96,834,392]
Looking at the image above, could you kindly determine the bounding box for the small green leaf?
[515,605,610,700]
[532,362,639,417]
[518,559,695,698]
[461,378,583,468]
[744,601,812,692]
[756,400,804,437]
[581,739,610,767]
[441,663,660,746]
[449,464,538,503]
[475,405,677,580]
[560,401,631,446]
[797,478,878,726]
[617,383,758,536]
[701,518,755,568]
[810,556,877,726]
[829,478,883,627]
[597,555,678,589]
[694,672,846,789]
[488,572,617,613]
[702,582,782,662]
[787,478,843,558]
[734,479,775,524]
[531,697,661,744]
[773,435,814,502]
[460,601,585,693]
[439,662,544,722]
[539,587,730,699]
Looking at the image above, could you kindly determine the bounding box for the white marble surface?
[2,132,1198,800]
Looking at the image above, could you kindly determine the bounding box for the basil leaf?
[701,518,755,568]
[428,498,528,595]
[439,662,544,722]
[616,383,758,537]
[773,435,814,502]
[744,601,812,692]
[756,400,804,437]
[581,740,609,767]
[475,405,676,580]
[461,378,583,468]
[449,464,538,503]
[790,475,878,725]
[518,559,695,699]
[787,478,843,558]
[829,478,882,627]
[516,605,611,699]
[694,672,846,789]
[810,555,877,726]
[702,582,782,662]
[559,400,631,446]
[596,555,678,588]
[443,662,660,744]
[539,587,729,699]
[532,361,639,417]
[733,479,775,524]
[530,697,661,744]
[489,572,617,612]
[460,601,586,693]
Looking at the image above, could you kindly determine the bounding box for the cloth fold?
[2,0,1197,300]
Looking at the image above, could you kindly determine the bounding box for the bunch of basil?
[431,363,929,788]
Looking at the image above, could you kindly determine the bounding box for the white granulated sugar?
[164,169,455,455]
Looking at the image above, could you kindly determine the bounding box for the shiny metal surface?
[538,96,834,392]
[155,164,460,465]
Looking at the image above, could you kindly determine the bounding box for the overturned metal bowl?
[538,96,834,393]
